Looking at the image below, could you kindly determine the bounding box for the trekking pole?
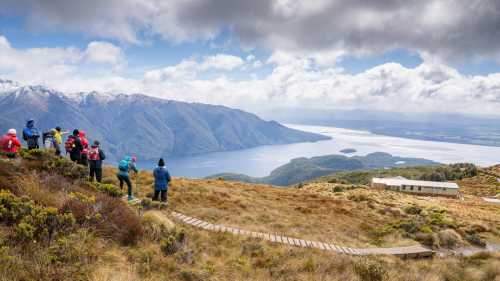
[135,171,139,198]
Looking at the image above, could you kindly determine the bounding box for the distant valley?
[209,152,439,186]
[261,108,500,147]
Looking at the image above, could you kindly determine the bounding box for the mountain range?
[209,152,439,186]
[0,79,329,161]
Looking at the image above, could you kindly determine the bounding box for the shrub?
[396,219,420,234]
[415,233,438,247]
[89,182,124,197]
[141,210,175,241]
[369,225,393,245]
[14,206,75,245]
[0,189,33,225]
[241,241,265,257]
[438,229,463,249]
[0,190,75,245]
[403,204,422,215]
[353,259,388,281]
[419,225,433,234]
[95,195,144,245]
[303,257,316,272]
[465,234,486,247]
[333,186,344,192]
[348,192,371,202]
[160,229,186,255]
[62,192,143,245]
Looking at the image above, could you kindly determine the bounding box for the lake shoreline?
[137,124,500,178]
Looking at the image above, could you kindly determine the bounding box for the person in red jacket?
[1,129,22,158]
[79,130,89,166]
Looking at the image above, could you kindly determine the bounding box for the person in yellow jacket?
[53,126,69,156]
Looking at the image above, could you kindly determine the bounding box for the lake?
[138,124,500,178]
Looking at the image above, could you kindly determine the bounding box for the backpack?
[65,135,76,153]
[2,137,12,151]
[22,130,28,141]
[118,160,129,172]
[88,147,100,161]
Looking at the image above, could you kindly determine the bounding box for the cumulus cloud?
[200,54,244,70]
[0,35,124,84]
[135,59,500,116]
[84,41,125,66]
[2,0,500,62]
[1,35,500,117]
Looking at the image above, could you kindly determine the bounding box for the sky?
[0,0,500,117]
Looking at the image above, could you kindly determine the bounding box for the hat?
[131,156,137,162]
[93,140,100,146]
[73,129,79,136]
[158,158,165,167]
[7,129,16,135]
[55,126,61,132]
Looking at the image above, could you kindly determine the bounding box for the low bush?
[241,241,265,258]
[62,192,143,245]
[95,195,144,245]
[415,232,438,247]
[89,182,124,197]
[465,233,486,247]
[403,204,422,215]
[438,229,463,249]
[332,186,344,192]
[369,225,394,245]
[160,228,186,255]
[353,258,388,281]
[141,210,175,241]
[0,190,75,245]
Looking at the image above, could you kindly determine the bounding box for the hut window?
[418,186,421,191]
[442,188,446,191]
[410,186,414,191]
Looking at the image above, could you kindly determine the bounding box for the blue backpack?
[118,160,129,171]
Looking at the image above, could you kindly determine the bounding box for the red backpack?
[65,135,76,154]
[88,146,100,161]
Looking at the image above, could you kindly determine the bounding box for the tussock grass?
[1,151,499,280]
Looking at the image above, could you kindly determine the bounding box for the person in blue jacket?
[153,158,171,202]
[22,119,40,150]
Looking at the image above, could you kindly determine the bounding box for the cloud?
[200,54,244,70]
[137,57,500,117]
[1,34,500,117]
[84,41,125,66]
[0,35,124,84]
[3,0,500,62]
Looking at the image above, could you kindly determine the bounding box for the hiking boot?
[128,195,135,201]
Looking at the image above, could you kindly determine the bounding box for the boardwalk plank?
[172,211,434,257]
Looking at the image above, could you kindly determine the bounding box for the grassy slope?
[1,151,499,281]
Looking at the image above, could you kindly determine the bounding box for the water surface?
[138,124,500,178]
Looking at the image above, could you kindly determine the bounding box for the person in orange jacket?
[1,129,22,158]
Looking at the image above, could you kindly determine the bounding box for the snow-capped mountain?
[0,79,329,161]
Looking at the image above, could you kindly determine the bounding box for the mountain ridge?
[0,79,329,161]
[209,152,439,186]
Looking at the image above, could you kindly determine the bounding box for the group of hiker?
[1,119,171,202]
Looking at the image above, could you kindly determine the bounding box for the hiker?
[66,129,84,163]
[153,158,171,202]
[117,156,138,201]
[88,140,106,182]
[42,129,56,149]
[1,129,21,158]
[53,126,69,156]
[22,119,40,150]
[79,131,89,166]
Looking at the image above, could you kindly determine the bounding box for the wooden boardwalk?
[170,211,434,258]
